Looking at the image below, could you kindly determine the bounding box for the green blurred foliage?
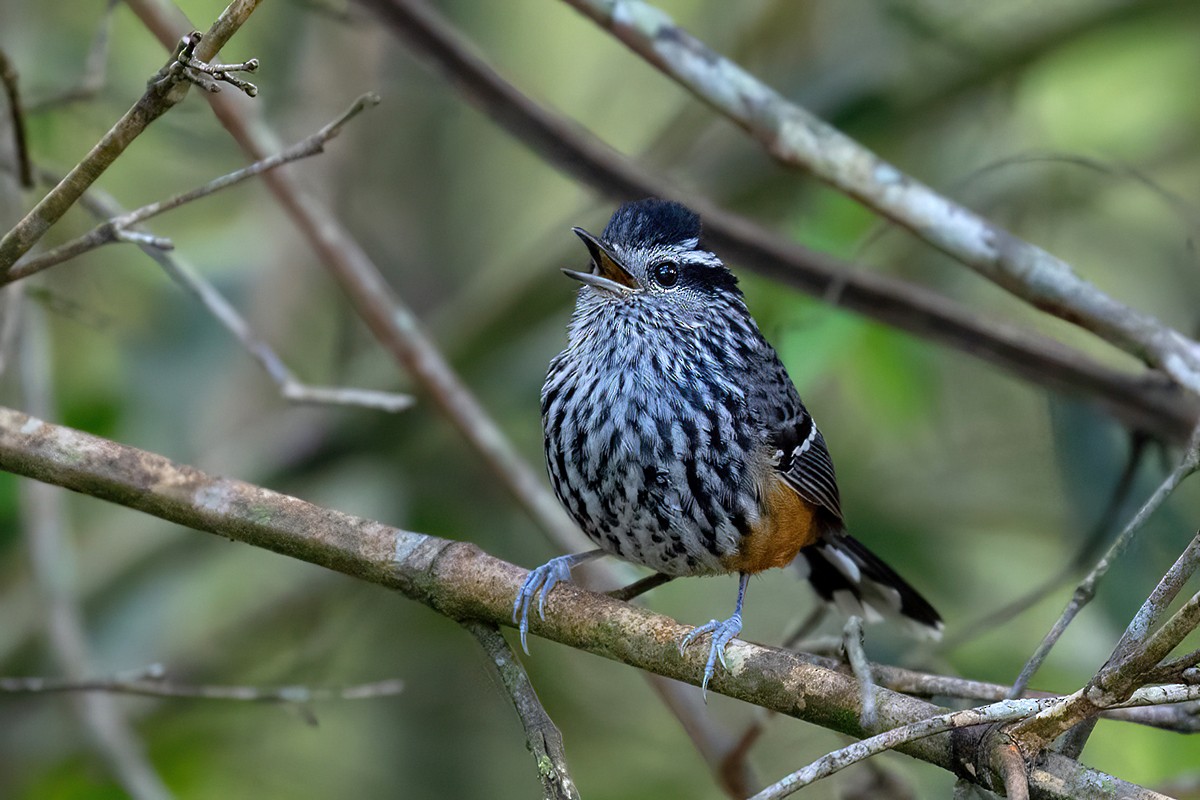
[1,0,1199,797]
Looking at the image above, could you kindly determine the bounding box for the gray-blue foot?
[512,553,588,654]
[679,612,743,696]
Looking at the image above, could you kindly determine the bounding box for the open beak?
[563,227,638,294]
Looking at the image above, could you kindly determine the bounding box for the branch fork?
[152,32,259,96]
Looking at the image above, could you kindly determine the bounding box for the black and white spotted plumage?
[519,199,942,685]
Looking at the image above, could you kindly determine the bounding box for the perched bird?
[514,199,942,691]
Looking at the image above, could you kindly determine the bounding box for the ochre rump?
[722,475,822,573]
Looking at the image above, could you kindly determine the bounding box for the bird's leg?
[841,615,878,727]
[679,572,750,697]
[513,549,606,653]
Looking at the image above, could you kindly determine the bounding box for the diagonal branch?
[354,0,1198,443]
[17,311,173,800]
[4,93,381,285]
[123,3,758,794]
[1008,425,1200,698]
[560,0,1200,396]
[464,621,581,800]
[0,0,263,273]
[0,666,404,706]
[0,405,1172,799]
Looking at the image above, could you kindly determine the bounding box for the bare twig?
[646,676,760,799]
[0,666,404,706]
[750,698,1050,800]
[464,621,580,800]
[1010,533,1200,751]
[5,94,381,285]
[355,0,1199,444]
[606,571,673,602]
[0,405,1171,799]
[1109,532,1200,665]
[167,33,260,97]
[751,683,1199,800]
[562,0,1200,395]
[123,3,753,794]
[0,285,20,379]
[0,49,32,189]
[18,310,174,800]
[843,616,878,728]
[40,161,414,415]
[0,0,264,273]
[1009,426,1200,698]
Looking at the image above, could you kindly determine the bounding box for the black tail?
[794,534,943,637]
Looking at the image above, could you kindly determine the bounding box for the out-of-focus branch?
[464,622,580,800]
[352,0,1197,444]
[0,665,404,706]
[0,406,1177,799]
[17,312,174,800]
[0,0,263,273]
[0,49,32,188]
[126,0,586,551]
[561,0,1200,397]
[5,94,380,286]
[121,1,756,792]
[1009,427,1200,699]
[34,174,414,413]
[1108,532,1200,665]
[1010,532,1200,753]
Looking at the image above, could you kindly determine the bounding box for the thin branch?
[0,285,20,379]
[646,676,760,799]
[0,0,264,273]
[0,49,32,188]
[18,310,173,800]
[606,571,674,602]
[41,168,414,415]
[562,0,1200,396]
[123,2,751,794]
[1108,532,1200,665]
[843,616,878,728]
[945,432,1149,651]
[751,683,1200,800]
[5,94,382,285]
[1011,532,1200,750]
[1009,425,1200,698]
[355,0,1199,444]
[750,698,1051,800]
[0,405,1173,799]
[0,668,404,706]
[463,621,580,800]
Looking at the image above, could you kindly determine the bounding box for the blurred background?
[1,0,1199,797]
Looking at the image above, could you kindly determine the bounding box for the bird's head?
[565,199,742,316]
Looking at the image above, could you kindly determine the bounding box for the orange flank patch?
[723,478,822,573]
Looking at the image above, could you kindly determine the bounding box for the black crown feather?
[602,199,702,250]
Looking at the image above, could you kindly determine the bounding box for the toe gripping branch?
[512,550,604,653]
[679,572,750,698]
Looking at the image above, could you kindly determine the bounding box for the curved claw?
[679,613,743,699]
[512,555,578,654]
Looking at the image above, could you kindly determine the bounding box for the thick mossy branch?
[0,406,1169,799]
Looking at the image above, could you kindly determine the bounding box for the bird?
[514,198,942,693]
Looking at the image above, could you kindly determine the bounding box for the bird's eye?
[652,261,679,288]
